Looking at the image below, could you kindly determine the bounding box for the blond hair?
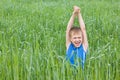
[69,27,82,37]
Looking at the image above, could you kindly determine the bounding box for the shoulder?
[66,43,73,56]
[66,42,72,50]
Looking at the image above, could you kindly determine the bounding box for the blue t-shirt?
[66,43,86,68]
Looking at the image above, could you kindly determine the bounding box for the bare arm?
[78,12,88,52]
[66,12,76,49]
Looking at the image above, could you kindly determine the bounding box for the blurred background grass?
[0,0,120,80]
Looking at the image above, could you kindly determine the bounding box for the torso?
[66,43,86,67]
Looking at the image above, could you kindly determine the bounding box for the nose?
[76,38,80,41]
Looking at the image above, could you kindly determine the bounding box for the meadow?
[0,0,120,80]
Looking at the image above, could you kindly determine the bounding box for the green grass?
[0,0,120,80]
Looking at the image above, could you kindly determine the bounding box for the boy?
[66,6,88,69]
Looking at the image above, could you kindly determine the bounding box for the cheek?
[70,38,75,42]
[80,38,82,40]
[80,38,83,42]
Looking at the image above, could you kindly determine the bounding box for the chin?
[74,44,81,48]
[75,46,80,48]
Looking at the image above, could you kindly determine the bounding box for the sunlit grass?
[0,0,120,80]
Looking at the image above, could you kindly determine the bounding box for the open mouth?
[74,42,81,47]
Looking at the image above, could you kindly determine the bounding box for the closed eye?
[78,37,81,39]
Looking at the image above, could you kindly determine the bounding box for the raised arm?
[78,9,88,52]
[66,10,77,49]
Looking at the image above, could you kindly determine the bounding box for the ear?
[70,37,72,41]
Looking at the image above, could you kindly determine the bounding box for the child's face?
[70,31,82,48]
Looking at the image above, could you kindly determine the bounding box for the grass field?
[0,0,120,80]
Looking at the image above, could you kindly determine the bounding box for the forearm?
[66,14,76,32]
[78,13,85,30]
[78,12,88,51]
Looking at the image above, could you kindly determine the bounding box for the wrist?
[72,12,77,17]
[78,12,81,16]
